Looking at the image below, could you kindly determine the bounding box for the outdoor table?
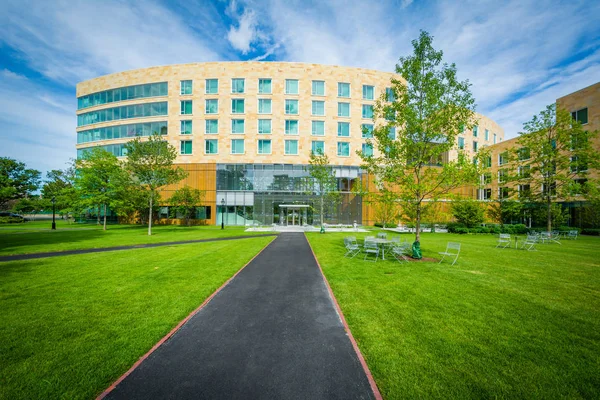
[369,238,392,260]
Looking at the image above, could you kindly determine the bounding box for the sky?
[0,0,599,175]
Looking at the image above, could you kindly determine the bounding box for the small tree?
[75,148,126,230]
[360,30,484,245]
[125,134,187,235]
[514,104,599,233]
[451,199,484,228]
[169,186,205,226]
[0,157,41,209]
[486,200,524,226]
[307,150,340,229]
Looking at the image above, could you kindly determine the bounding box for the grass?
[306,231,600,399]
[0,236,274,399]
[0,221,266,256]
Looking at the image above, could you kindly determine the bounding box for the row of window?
[77,82,168,110]
[77,121,168,144]
[479,180,587,200]
[178,99,374,118]
[179,78,393,100]
[179,139,372,157]
[77,102,168,127]
[458,129,499,147]
[177,119,384,138]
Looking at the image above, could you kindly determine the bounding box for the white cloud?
[227,9,259,54]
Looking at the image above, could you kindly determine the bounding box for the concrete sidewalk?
[104,233,376,400]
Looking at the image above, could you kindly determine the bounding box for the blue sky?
[0,0,599,174]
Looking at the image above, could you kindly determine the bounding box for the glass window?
[385,87,395,101]
[231,99,245,114]
[231,119,245,134]
[498,152,508,165]
[205,119,218,134]
[180,140,192,155]
[180,100,193,115]
[285,139,299,155]
[388,127,396,140]
[231,78,245,93]
[473,125,478,137]
[338,102,350,117]
[285,99,299,115]
[571,108,588,125]
[180,80,192,95]
[363,85,374,100]
[312,80,325,96]
[258,119,272,134]
[258,99,272,114]
[231,139,245,154]
[362,124,373,138]
[473,141,478,152]
[312,121,325,136]
[337,122,350,137]
[205,99,218,114]
[362,104,373,119]
[206,79,218,94]
[338,82,350,98]
[259,78,272,94]
[493,133,497,144]
[458,137,465,149]
[77,102,169,127]
[485,129,489,141]
[258,139,272,154]
[285,120,299,135]
[285,79,299,94]
[312,101,325,116]
[312,141,325,155]
[362,143,373,157]
[205,139,218,154]
[519,147,530,160]
[337,142,350,157]
[180,120,192,135]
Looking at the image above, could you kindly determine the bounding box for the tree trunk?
[547,197,552,234]
[103,204,107,231]
[97,205,101,225]
[415,203,421,243]
[148,194,153,236]
[320,195,324,227]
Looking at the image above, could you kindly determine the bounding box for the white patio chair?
[521,234,538,251]
[344,237,361,258]
[363,240,380,262]
[567,230,578,240]
[391,242,411,263]
[496,233,511,248]
[377,232,388,240]
[439,242,461,266]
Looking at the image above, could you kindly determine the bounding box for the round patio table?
[369,238,392,260]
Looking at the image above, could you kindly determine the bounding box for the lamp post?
[51,197,56,230]
[221,198,225,230]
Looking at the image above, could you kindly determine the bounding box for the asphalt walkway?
[104,232,376,400]
[0,234,277,262]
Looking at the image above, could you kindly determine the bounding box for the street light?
[221,198,225,230]
[51,197,56,230]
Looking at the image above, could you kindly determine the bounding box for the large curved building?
[76,62,504,226]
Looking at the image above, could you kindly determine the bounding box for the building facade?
[76,62,503,226]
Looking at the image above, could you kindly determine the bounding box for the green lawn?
[0,221,264,256]
[0,236,274,399]
[307,232,600,399]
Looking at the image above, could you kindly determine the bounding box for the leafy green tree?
[0,157,41,209]
[359,30,483,243]
[512,104,599,232]
[486,200,524,226]
[12,196,47,220]
[306,149,340,229]
[168,186,205,226]
[42,166,79,219]
[75,147,127,230]
[125,134,187,235]
[451,199,485,228]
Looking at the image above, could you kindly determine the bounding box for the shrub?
[558,226,581,233]
[451,199,485,228]
[374,222,397,228]
[581,228,600,236]
[0,216,25,224]
[446,222,465,233]
[454,227,469,234]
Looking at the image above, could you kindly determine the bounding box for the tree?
[451,199,484,228]
[512,104,599,232]
[125,134,187,235]
[168,186,205,226]
[0,157,41,209]
[42,166,79,219]
[486,200,523,226]
[306,150,340,229]
[359,30,483,244]
[75,148,127,230]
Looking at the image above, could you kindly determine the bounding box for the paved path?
[104,233,376,400]
[0,234,277,262]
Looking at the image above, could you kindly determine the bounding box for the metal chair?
[391,242,411,263]
[521,234,538,251]
[363,240,380,262]
[377,232,387,240]
[439,242,461,266]
[496,233,511,248]
[567,230,578,240]
[344,237,361,258]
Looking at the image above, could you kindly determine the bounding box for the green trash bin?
[412,241,422,259]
